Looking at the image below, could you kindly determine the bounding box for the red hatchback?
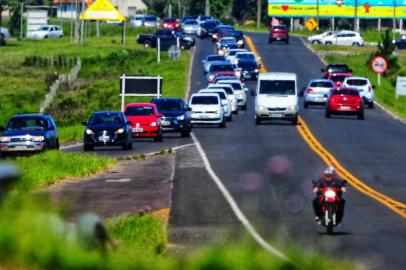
[325,88,364,120]
[269,25,289,44]
[328,73,352,87]
[162,18,180,31]
[124,103,163,141]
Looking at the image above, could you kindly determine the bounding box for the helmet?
[323,166,335,177]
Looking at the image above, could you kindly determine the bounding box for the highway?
[169,33,406,269]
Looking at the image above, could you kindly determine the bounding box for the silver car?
[182,19,199,34]
[202,54,226,74]
[303,79,334,108]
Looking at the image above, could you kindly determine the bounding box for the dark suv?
[0,114,59,156]
[321,64,352,79]
[151,98,192,137]
[269,25,289,44]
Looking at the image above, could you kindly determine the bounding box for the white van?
[254,72,299,125]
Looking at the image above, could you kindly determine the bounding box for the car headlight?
[208,74,215,81]
[150,122,157,127]
[115,128,125,134]
[177,115,185,121]
[215,110,222,114]
[258,105,266,111]
[85,129,94,135]
[33,136,45,142]
[237,40,244,45]
[238,93,244,98]
[235,71,241,77]
[0,136,10,143]
[184,37,193,42]
[287,105,296,111]
[213,34,217,39]
[254,69,259,73]
[218,49,225,55]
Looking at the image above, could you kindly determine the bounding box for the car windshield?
[218,82,242,90]
[191,96,218,105]
[259,80,295,95]
[331,76,347,82]
[331,89,359,96]
[346,79,368,86]
[210,87,233,95]
[7,117,48,130]
[164,18,176,22]
[207,55,225,61]
[273,26,287,31]
[145,16,156,21]
[154,100,182,111]
[238,61,257,69]
[327,65,349,73]
[89,114,124,125]
[228,50,243,56]
[310,81,334,88]
[210,64,234,72]
[237,54,255,59]
[184,20,197,25]
[125,106,154,116]
[202,91,226,99]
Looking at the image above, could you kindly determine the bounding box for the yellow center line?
[245,35,406,218]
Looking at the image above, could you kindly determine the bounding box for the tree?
[0,0,12,29]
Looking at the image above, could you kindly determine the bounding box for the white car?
[303,79,334,108]
[189,93,225,127]
[308,31,337,44]
[207,84,239,113]
[255,72,299,125]
[323,31,364,46]
[130,15,145,27]
[199,89,232,121]
[28,25,63,39]
[342,76,375,108]
[182,19,199,34]
[216,79,248,110]
[0,27,10,38]
[225,48,247,62]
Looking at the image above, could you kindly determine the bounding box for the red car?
[325,88,364,120]
[124,103,163,141]
[162,18,180,31]
[328,73,352,87]
[268,25,289,44]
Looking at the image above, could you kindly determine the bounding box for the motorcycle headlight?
[115,128,125,134]
[85,129,94,135]
[177,115,185,121]
[150,122,157,127]
[325,190,336,199]
[0,136,10,143]
[33,136,45,142]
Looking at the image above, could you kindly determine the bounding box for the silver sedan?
[302,79,334,108]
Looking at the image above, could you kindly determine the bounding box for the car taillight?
[164,23,168,27]
[306,87,313,93]
[176,23,179,27]
[368,86,371,92]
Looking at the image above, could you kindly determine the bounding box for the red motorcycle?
[317,186,345,234]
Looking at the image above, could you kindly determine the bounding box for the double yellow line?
[245,35,406,218]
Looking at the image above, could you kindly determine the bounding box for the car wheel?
[83,144,93,151]
[59,35,63,38]
[325,41,332,45]
[241,104,247,110]
[291,116,298,125]
[304,101,309,108]
[227,114,233,122]
[128,142,133,150]
[144,41,152,48]
[325,111,331,118]
[219,119,226,128]
[368,102,374,109]
[311,40,321,44]
[181,129,191,137]
[285,39,289,44]
[180,44,186,50]
[44,35,48,39]
[154,132,163,142]
[255,115,261,125]
[357,112,365,120]
[55,139,60,150]
[352,42,360,46]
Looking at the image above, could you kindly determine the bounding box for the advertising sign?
[268,0,406,19]
[396,77,406,98]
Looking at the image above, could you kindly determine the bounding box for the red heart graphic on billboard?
[282,5,289,11]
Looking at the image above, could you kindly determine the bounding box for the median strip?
[245,35,406,219]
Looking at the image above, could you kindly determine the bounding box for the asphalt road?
[169,33,406,269]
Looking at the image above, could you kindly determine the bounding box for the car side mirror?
[186,107,192,111]
[157,113,164,118]
[81,121,87,126]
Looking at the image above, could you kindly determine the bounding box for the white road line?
[105,178,132,183]
[60,142,83,150]
[190,132,290,261]
[172,143,195,151]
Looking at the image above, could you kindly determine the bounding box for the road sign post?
[370,56,388,87]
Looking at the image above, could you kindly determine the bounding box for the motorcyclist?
[313,166,346,223]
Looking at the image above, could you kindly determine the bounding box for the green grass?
[9,150,115,191]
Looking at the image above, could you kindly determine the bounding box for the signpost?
[370,56,388,87]
[305,18,318,31]
[396,76,406,99]
[119,75,163,111]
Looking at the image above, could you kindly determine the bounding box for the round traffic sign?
[371,56,388,74]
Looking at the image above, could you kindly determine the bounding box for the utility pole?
[393,0,397,32]
[316,0,320,30]
[354,0,359,32]
[168,1,172,17]
[205,0,210,16]
[80,0,85,44]
[256,0,261,28]
[20,2,24,40]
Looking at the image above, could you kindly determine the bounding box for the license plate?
[14,146,27,150]
[98,136,110,141]
[162,121,171,126]
[132,128,144,133]
[270,113,283,118]
[341,106,351,111]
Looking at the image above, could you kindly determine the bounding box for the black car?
[224,30,245,48]
[212,25,234,42]
[151,98,192,137]
[237,59,260,80]
[82,111,132,151]
[393,38,406,49]
[0,114,59,156]
[137,29,195,50]
[198,19,221,39]
[321,63,352,78]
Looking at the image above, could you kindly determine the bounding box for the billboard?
[268,0,406,19]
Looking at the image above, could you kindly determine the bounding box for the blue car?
[82,111,133,151]
[151,98,192,137]
[0,114,59,156]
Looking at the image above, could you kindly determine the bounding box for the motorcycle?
[316,186,345,234]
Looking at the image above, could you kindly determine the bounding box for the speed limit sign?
[371,56,388,74]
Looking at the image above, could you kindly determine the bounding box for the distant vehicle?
[207,84,239,114]
[0,27,10,38]
[393,37,406,49]
[236,59,260,80]
[197,19,221,38]
[130,15,145,27]
[197,15,212,24]
[181,16,197,23]
[321,64,352,79]
[0,114,59,155]
[324,31,364,46]
[136,29,195,49]
[269,25,289,44]
[181,19,199,35]
[215,79,248,110]
[212,25,234,42]
[206,62,240,83]
[162,18,180,31]
[303,79,334,108]
[202,54,226,74]
[308,31,337,44]
[342,77,375,108]
[144,15,159,28]
[82,111,132,151]
[225,48,247,63]
[255,72,299,125]
[232,52,259,65]
[151,98,192,137]
[199,89,232,121]
[325,88,364,119]
[224,30,245,48]
[124,103,164,142]
[189,93,226,128]
[28,25,63,39]
[328,73,352,87]
[217,37,238,54]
